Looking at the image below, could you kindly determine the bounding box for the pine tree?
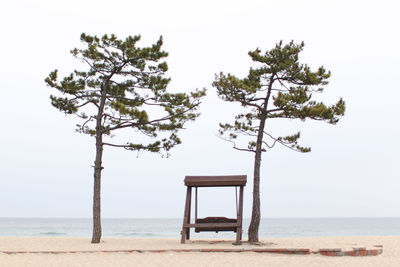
[213,41,345,242]
[45,33,206,243]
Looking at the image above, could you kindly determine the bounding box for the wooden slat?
[184,175,247,187]
[183,223,240,228]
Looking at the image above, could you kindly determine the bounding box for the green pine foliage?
[213,41,345,153]
[45,33,206,153]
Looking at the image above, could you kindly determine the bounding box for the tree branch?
[102,142,133,150]
[81,116,95,133]
[263,131,304,153]
[216,135,256,153]
[75,100,94,109]
[79,57,110,76]
[262,139,277,149]
[266,107,283,113]
[275,75,291,91]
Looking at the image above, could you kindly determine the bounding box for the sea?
[1,218,399,238]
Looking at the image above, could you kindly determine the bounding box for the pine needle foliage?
[46,33,205,152]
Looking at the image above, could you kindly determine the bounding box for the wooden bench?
[180,175,247,245]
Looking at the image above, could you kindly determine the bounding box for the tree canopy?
[46,33,205,153]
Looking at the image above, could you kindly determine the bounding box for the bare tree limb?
[263,131,303,153]
[81,116,95,133]
[102,142,132,150]
[262,140,277,149]
[216,134,256,153]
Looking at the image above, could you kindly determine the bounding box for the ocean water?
[0,218,399,238]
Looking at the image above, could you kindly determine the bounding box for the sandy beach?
[0,236,398,266]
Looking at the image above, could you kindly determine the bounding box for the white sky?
[0,0,399,219]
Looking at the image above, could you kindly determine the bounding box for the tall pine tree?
[213,41,345,242]
[45,33,205,243]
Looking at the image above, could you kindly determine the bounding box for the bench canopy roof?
[184,175,247,187]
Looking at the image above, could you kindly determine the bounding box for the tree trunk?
[91,133,103,243]
[248,117,266,242]
[91,82,108,244]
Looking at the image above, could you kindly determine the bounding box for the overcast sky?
[0,0,399,219]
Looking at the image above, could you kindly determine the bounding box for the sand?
[0,236,398,266]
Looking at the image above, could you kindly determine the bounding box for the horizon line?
[1,216,399,219]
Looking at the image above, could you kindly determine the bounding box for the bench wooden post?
[186,187,192,240]
[181,186,192,244]
[233,185,244,245]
